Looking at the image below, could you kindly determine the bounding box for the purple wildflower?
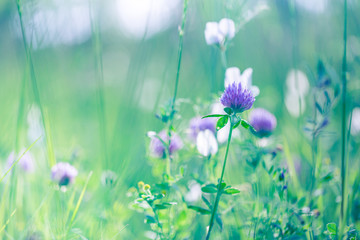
[220,82,255,113]
[150,130,183,158]
[51,162,78,186]
[249,108,277,138]
[188,117,216,141]
[7,151,35,173]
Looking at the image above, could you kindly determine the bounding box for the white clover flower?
[196,130,218,157]
[224,67,260,97]
[185,182,202,202]
[351,108,360,136]
[218,18,235,39]
[286,69,310,97]
[204,18,235,46]
[285,69,309,117]
[204,22,224,45]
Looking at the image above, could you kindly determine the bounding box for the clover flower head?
[225,67,259,97]
[249,108,277,137]
[51,162,78,186]
[204,18,235,45]
[188,117,216,141]
[7,150,35,173]
[150,130,183,158]
[220,82,255,113]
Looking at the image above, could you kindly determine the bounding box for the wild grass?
[0,0,359,239]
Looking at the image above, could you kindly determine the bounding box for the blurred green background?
[0,0,360,238]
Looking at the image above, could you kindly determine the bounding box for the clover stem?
[206,120,233,240]
[339,0,348,237]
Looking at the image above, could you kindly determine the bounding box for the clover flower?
[249,108,277,138]
[351,107,360,136]
[225,67,259,97]
[149,130,183,158]
[196,130,218,157]
[185,182,202,202]
[7,150,35,173]
[220,81,255,113]
[51,162,78,186]
[188,116,216,141]
[285,69,309,117]
[204,18,235,45]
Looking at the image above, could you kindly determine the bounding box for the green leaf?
[154,202,177,210]
[154,204,169,210]
[215,214,223,231]
[154,194,164,200]
[201,184,217,193]
[187,206,211,215]
[216,116,229,131]
[233,120,241,129]
[217,182,226,190]
[179,166,184,176]
[202,114,226,119]
[223,107,233,115]
[223,188,241,195]
[321,171,333,182]
[240,119,251,129]
[326,223,337,236]
[145,215,156,224]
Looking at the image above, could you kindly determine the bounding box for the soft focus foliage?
[0,0,360,239]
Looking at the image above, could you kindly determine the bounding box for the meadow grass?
[0,0,360,239]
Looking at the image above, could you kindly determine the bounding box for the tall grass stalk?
[7,50,28,236]
[89,0,108,167]
[0,209,17,234]
[166,0,189,177]
[170,0,189,118]
[206,120,233,240]
[15,0,55,167]
[339,0,348,236]
[67,171,93,234]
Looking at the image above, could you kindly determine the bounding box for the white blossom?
[196,130,218,157]
[204,18,235,45]
[351,108,360,136]
[224,67,260,97]
[218,18,235,40]
[185,182,202,202]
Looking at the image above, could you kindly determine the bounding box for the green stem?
[15,0,55,167]
[309,95,318,208]
[339,0,348,237]
[220,49,228,70]
[206,121,233,240]
[166,0,189,179]
[170,0,188,118]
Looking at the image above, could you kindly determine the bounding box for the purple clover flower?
[249,108,277,138]
[150,130,183,158]
[188,117,216,141]
[220,82,255,113]
[51,162,78,186]
[7,151,35,173]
